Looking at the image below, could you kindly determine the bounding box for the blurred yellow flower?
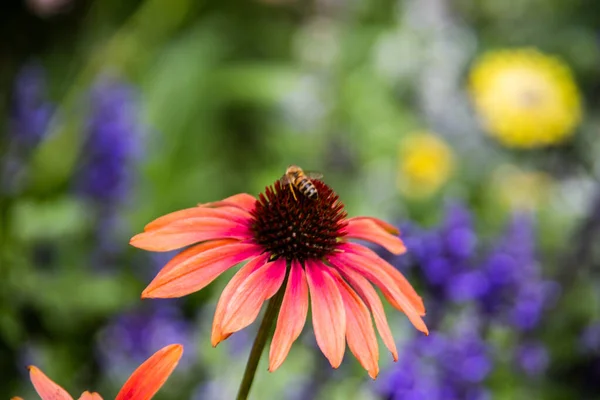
[397,132,454,198]
[469,48,582,148]
[490,164,553,211]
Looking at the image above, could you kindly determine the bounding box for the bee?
[280,165,323,201]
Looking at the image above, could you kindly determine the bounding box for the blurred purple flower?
[377,328,491,400]
[579,323,600,354]
[2,64,53,194]
[515,342,550,377]
[96,300,195,381]
[76,77,142,205]
[10,64,53,145]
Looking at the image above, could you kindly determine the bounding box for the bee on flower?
[130,167,428,384]
[469,48,582,148]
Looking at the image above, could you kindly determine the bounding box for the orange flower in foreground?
[131,179,428,379]
[15,344,182,400]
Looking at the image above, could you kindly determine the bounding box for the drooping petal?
[220,258,287,336]
[144,206,251,232]
[153,239,237,279]
[212,253,270,346]
[77,392,103,400]
[142,243,263,298]
[28,366,74,400]
[305,260,346,368]
[339,267,398,361]
[269,260,309,372]
[199,193,257,211]
[115,344,183,400]
[341,242,425,315]
[347,217,399,234]
[331,270,379,379]
[328,253,428,335]
[130,218,251,252]
[344,218,406,255]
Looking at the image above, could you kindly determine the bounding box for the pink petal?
[116,344,183,400]
[142,243,263,298]
[144,206,251,232]
[220,258,287,336]
[130,218,251,252]
[199,193,257,211]
[341,243,425,315]
[344,218,406,255]
[347,217,399,234]
[77,392,103,400]
[328,252,428,335]
[269,260,309,372]
[332,270,379,379]
[305,260,346,368]
[211,253,270,346]
[338,267,398,361]
[28,366,74,400]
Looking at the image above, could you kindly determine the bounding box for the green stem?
[236,286,285,400]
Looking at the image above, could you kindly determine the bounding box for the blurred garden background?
[2,0,600,398]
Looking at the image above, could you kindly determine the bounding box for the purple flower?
[76,77,142,205]
[2,64,53,194]
[515,342,550,377]
[10,64,53,145]
[96,300,195,381]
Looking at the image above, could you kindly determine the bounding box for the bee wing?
[305,171,324,180]
[279,175,292,184]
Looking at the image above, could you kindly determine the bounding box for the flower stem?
[236,285,285,400]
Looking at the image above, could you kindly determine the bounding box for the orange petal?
[220,258,287,336]
[11,397,25,400]
[328,252,428,335]
[115,344,183,400]
[142,243,262,298]
[339,267,398,361]
[211,253,270,346]
[342,243,425,315]
[344,219,406,255]
[305,260,346,368]
[130,218,251,252]
[77,392,103,400]
[331,270,379,379]
[144,206,251,232]
[28,366,74,400]
[347,217,399,235]
[199,193,257,211]
[269,260,309,372]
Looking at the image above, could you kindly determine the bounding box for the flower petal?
[220,258,287,336]
[116,344,183,400]
[331,270,379,379]
[199,193,257,211]
[344,218,406,255]
[142,243,263,298]
[341,242,425,315]
[130,218,251,252]
[347,217,399,235]
[339,267,398,361]
[269,260,309,372]
[77,392,103,400]
[28,366,74,400]
[144,206,251,232]
[211,253,270,346]
[305,260,346,368]
[328,252,428,335]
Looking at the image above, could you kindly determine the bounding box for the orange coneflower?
[131,178,427,381]
[14,344,182,400]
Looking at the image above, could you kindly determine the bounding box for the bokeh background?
[2,0,600,398]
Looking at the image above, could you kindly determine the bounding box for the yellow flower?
[490,164,552,211]
[397,132,454,198]
[469,48,582,148]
